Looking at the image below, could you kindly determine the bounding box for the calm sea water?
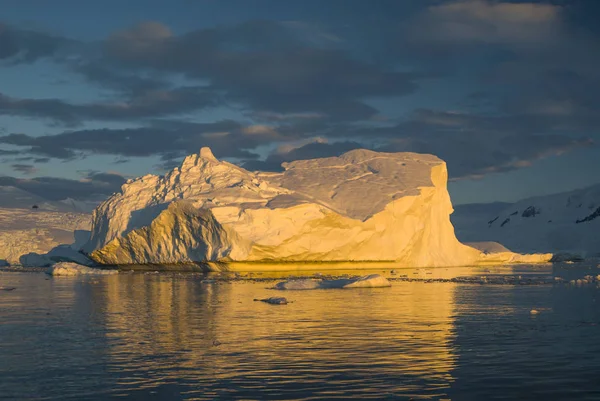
[1,264,600,400]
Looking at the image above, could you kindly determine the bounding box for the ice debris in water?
[254,297,289,305]
[530,309,540,315]
[274,279,321,290]
[47,262,119,276]
[274,274,391,290]
[343,274,392,288]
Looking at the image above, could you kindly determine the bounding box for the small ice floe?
[274,279,321,290]
[47,262,119,276]
[254,297,289,305]
[0,287,16,291]
[342,274,391,288]
[274,274,391,290]
[530,309,540,315]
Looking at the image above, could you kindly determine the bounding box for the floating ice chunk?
[530,309,540,314]
[274,279,322,290]
[274,274,391,290]
[48,262,118,276]
[342,274,391,288]
[255,297,288,305]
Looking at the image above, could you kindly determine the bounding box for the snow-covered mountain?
[0,186,100,213]
[85,147,549,267]
[452,184,600,256]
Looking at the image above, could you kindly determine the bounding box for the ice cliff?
[84,148,549,267]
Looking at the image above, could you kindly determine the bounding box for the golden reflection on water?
[3,263,589,400]
[99,270,460,399]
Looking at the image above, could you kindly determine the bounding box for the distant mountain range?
[452,184,600,257]
[0,186,99,213]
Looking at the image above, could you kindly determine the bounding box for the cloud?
[243,140,363,171]
[80,171,128,186]
[1,20,418,125]
[0,173,126,201]
[2,6,599,194]
[101,20,420,122]
[0,86,216,126]
[11,163,37,175]
[0,23,73,63]
[0,149,20,156]
[373,109,595,179]
[0,120,288,162]
[412,0,561,45]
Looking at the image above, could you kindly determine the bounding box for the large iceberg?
[84,148,550,267]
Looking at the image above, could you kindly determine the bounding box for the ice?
[342,274,392,288]
[274,274,391,290]
[47,262,118,276]
[85,148,548,268]
[254,297,289,305]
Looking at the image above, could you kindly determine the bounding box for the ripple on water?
[1,264,600,400]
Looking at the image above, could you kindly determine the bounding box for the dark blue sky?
[0,0,598,204]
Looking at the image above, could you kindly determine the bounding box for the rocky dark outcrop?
[522,206,540,218]
[576,206,600,224]
[488,216,499,227]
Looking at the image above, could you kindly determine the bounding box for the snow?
[85,147,549,267]
[453,184,600,257]
[47,262,118,276]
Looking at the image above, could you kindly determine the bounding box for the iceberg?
[84,148,550,268]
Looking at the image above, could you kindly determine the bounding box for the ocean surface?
[1,264,600,400]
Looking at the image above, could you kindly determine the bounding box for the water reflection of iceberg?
[101,271,459,399]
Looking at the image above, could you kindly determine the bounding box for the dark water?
[1,265,600,400]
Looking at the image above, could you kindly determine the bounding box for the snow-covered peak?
[200,146,218,162]
[179,147,219,170]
